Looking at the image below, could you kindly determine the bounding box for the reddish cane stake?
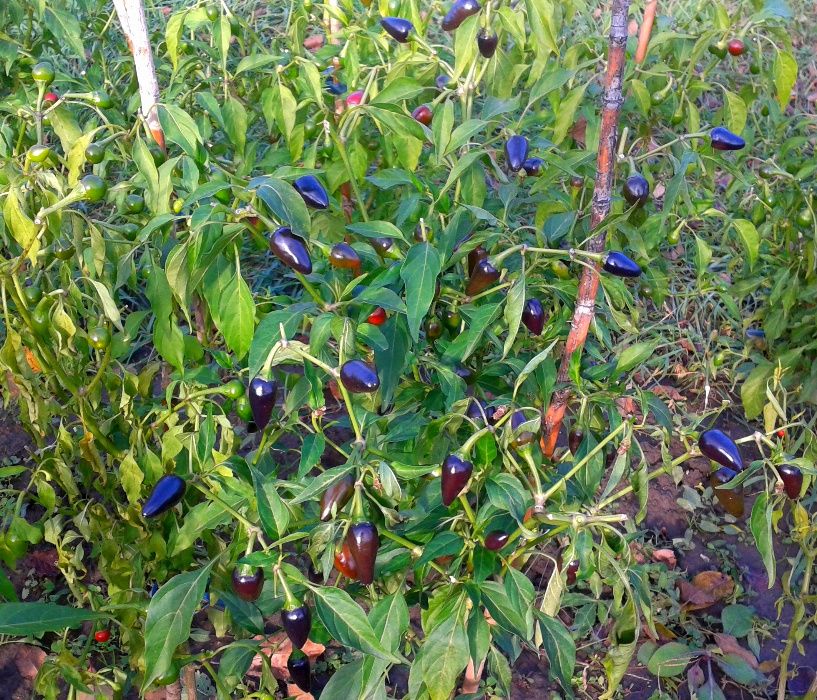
[541,0,632,458]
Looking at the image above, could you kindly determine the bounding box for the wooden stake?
[635,0,658,64]
[112,0,166,151]
[541,0,632,459]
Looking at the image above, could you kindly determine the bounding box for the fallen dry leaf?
[678,570,734,611]
[303,35,324,51]
[651,548,677,569]
[651,385,684,402]
[0,644,46,681]
[692,570,734,599]
[713,633,758,668]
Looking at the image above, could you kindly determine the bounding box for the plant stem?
[778,547,815,700]
[540,420,629,504]
[458,494,477,527]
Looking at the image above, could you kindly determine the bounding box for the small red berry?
[43,91,59,104]
[412,105,432,126]
[727,39,745,56]
[94,630,111,643]
[777,429,786,438]
[366,307,387,326]
[347,90,364,107]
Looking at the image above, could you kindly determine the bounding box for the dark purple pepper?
[505,135,529,172]
[568,428,584,455]
[565,559,579,585]
[510,410,534,449]
[699,429,743,472]
[466,258,500,296]
[287,653,311,692]
[339,359,380,393]
[248,377,277,431]
[324,79,348,95]
[521,298,545,335]
[777,464,803,499]
[380,17,413,43]
[346,521,379,585]
[484,531,509,551]
[622,174,650,207]
[425,317,444,340]
[602,251,642,278]
[710,467,744,517]
[329,242,362,275]
[142,475,186,518]
[477,28,498,58]
[436,74,452,91]
[442,0,481,31]
[467,245,488,276]
[441,454,473,506]
[293,175,329,210]
[319,475,355,521]
[282,605,312,649]
[231,567,264,602]
[270,227,312,274]
[710,126,745,151]
[522,157,544,176]
[466,398,489,425]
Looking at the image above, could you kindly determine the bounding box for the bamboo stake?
[112,0,166,151]
[540,0,632,458]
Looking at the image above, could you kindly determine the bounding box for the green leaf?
[741,362,773,420]
[694,235,712,278]
[646,642,694,677]
[417,532,464,567]
[290,463,355,505]
[773,50,797,110]
[553,83,588,145]
[479,580,530,639]
[171,501,231,556]
[409,599,470,700]
[525,0,559,57]
[223,97,247,154]
[502,273,525,359]
[3,186,40,263]
[453,15,480,79]
[88,279,123,331]
[371,77,428,105]
[722,88,747,134]
[443,303,502,363]
[248,304,312,379]
[44,8,84,57]
[347,220,408,243]
[445,119,488,157]
[365,105,426,142]
[217,257,255,360]
[217,641,260,691]
[143,561,217,690]
[721,604,754,638]
[119,452,143,505]
[535,612,576,697]
[749,492,775,588]
[158,105,203,157]
[400,244,442,342]
[615,342,657,374]
[165,11,186,70]
[309,586,404,663]
[731,219,759,269]
[251,468,290,540]
[248,177,311,239]
[0,603,104,636]
[373,317,411,406]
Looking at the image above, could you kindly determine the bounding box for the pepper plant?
[0,0,813,698]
